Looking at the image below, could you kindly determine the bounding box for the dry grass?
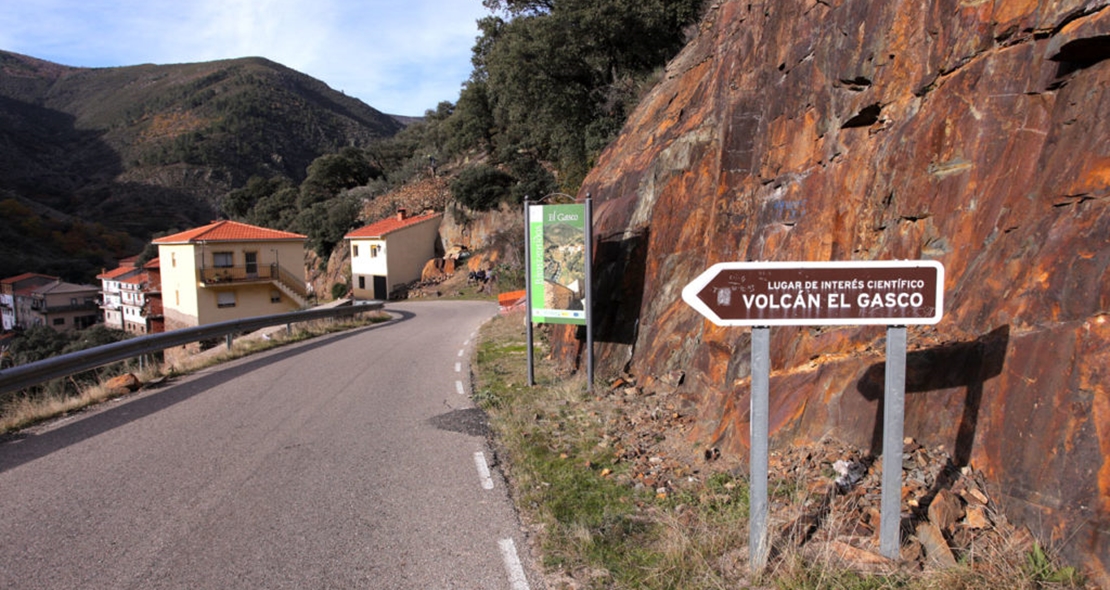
[472,311,1092,590]
[0,362,165,433]
[0,312,389,434]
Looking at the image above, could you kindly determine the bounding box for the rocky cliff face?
[561,0,1110,580]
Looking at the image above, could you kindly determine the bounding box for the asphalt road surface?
[0,300,538,589]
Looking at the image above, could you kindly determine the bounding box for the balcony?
[199,263,309,306]
[32,301,100,314]
[200,264,277,286]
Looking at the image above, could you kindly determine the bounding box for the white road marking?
[464,339,470,346]
[456,380,465,395]
[455,362,462,373]
[499,538,530,590]
[473,451,494,490]
[458,349,465,357]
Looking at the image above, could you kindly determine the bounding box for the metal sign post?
[583,195,594,389]
[880,325,908,558]
[682,260,944,567]
[523,197,535,386]
[749,326,771,569]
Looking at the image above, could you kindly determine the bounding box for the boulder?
[104,373,141,395]
[420,258,456,282]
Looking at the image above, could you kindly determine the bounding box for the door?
[245,252,258,278]
[373,276,387,300]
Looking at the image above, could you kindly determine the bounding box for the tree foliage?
[466,0,705,189]
[451,165,516,211]
[367,0,706,197]
[0,195,137,284]
[444,82,496,155]
[294,194,361,258]
[221,148,374,259]
[208,0,704,263]
[223,176,291,219]
[298,147,382,208]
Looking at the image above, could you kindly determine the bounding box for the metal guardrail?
[0,300,385,396]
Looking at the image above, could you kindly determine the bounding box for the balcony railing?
[200,264,275,285]
[32,301,99,314]
[200,264,308,299]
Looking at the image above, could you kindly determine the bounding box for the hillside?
[553,0,1110,582]
[0,50,404,281]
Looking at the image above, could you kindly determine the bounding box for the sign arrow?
[682,260,944,326]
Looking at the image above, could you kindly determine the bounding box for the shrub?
[451,164,515,211]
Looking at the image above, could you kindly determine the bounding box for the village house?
[153,220,309,330]
[98,257,165,334]
[23,280,100,332]
[139,257,164,334]
[1,273,58,331]
[98,257,143,331]
[345,209,443,300]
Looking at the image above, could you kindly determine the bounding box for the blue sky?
[0,0,490,116]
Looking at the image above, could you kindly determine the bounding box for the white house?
[345,209,443,300]
[98,258,142,330]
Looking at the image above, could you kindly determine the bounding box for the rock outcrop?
[559,0,1110,581]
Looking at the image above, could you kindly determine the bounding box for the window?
[213,252,234,268]
[53,317,65,326]
[270,290,281,303]
[171,252,176,268]
[370,245,381,258]
[358,276,366,289]
[353,244,360,257]
[217,291,236,308]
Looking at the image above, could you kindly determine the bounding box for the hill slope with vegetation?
[0,0,708,285]
[0,51,403,281]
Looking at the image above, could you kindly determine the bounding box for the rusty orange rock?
[556,0,1110,581]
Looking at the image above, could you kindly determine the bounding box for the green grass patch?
[471,311,1090,589]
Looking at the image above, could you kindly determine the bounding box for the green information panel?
[528,204,587,324]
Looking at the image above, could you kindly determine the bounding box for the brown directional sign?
[682,261,944,326]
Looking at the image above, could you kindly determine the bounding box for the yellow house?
[153,220,309,330]
[345,209,443,300]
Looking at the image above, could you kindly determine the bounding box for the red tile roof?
[153,220,306,244]
[345,211,442,239]
[1,272,58,285]
[97,266,139,280]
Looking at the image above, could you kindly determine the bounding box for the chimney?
[397,208,407,221]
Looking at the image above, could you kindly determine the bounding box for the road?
[0,300,537,589]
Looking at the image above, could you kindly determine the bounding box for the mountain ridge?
[0,50,406,282]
